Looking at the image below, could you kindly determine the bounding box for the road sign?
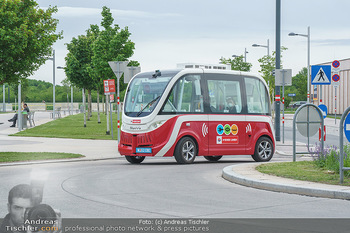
[288,93,296,97]
[332,60,340,68]
[311,65,331,85]
[103,79,116,95]
[332,60,340,72]
[345,114,350,142]
[296,106,320,137]
[275,69,292,86]
[318,104,327,119]
[332,73,340,86]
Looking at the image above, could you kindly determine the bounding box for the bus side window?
[161,75,203,114]
[207,79,242,114]
[245,77,270,114]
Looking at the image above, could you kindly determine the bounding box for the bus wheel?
[125,156,145,164]
[204,156,222,162]
[174,137,197,164]
[252,137,273,162]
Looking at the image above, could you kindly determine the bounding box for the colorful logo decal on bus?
[224,124,231,135]
[216,136,239,144]
[231,124,238,135]
[216,124,224,135]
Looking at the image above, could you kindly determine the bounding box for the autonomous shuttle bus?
[119,69,275,164]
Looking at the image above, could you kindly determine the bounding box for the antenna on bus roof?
[152,70,161,78]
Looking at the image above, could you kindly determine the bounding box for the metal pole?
[110,98,113,139]
[244,48,247,63]
[53,49,56,119]
[71,86,73,115]
[83,88,86,127]
[106,94,110,135]
[117,63,121,141]
[2,85,5,112]
[18,81,22,131]
[307,26,310,103]
[275,0,281,141]
[282,70,285,144]
[335,86,337,124]
[267,39,270,56]
[8,85,10,104]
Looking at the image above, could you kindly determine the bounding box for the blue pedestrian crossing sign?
[311,65,331,85]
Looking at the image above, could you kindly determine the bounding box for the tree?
[65,34,95,124]
[0,0,62,85]
[219,56,252,71]
[91,6,135,132]
[258,47,287,101]
[92,6,135,97]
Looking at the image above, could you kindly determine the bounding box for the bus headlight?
[152,121,165,129]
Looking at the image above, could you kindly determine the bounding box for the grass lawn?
[0,152,83,163]
[257,161,350,186]
[12,112,120,140]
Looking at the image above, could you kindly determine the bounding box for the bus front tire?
[204,156,222,162]
[174,137,197,164]
[125,155,145,164]
[252,137,273,162]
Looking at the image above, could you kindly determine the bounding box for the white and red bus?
[119,69,275,164]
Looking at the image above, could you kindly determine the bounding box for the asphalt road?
[1,157,350,218]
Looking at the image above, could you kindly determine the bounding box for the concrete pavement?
[0,111,349,200]
[0,111,119,166]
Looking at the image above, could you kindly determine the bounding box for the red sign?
[319,125,326,141]
[275,95,281,101]
[332,60,340,69]
[110,94,115,102]
[104,79,116,94]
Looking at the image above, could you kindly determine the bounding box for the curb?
[0,156,120,167]
[222,164,350,200]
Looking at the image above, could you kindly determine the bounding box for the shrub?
[311,143,350,176]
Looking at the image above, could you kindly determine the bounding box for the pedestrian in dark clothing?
[8,103,29,127]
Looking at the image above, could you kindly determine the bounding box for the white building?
[313,58,350,115]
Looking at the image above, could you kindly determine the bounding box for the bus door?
[206,75,248,155]
[160,73,209,156]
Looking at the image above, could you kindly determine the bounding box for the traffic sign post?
[103,79,116,136]
[331,60,341,124]
[339,106,350,184]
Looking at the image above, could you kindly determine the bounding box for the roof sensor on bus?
[152,70,161,78]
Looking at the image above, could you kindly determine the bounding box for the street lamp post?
[232,48,248,62]
[289,26,310,103]
[47,50,56,118]
[252,39,270,56]
[57,66,74,115]
[252,39,270,89]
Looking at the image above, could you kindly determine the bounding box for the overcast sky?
[33,0,350,85]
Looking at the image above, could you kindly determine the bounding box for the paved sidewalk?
[0,111,119,166]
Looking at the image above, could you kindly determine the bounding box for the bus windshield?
[124,71,178,117]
